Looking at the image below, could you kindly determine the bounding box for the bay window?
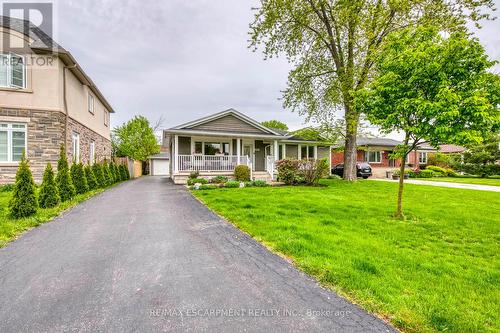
[0,53,26,89]
[0,123,27,162]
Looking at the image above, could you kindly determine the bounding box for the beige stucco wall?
[0,27,111,139]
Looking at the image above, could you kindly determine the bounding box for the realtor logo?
[2,1,54,53]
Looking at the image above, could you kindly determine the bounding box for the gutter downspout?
[63,65,77,158]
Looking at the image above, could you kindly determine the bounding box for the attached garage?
[149,153,170,176]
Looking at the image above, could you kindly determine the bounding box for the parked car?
[331,163,372,179]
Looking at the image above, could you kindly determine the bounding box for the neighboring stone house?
[0,16,114,183]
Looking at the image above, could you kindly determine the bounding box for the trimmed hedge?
[225,180,241,188]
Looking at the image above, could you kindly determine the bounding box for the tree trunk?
[395,159,406,219]
[343,103,359,181]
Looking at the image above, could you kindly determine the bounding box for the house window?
[300,146,315,159]
[365,151,381,163]
[88,94,95,114]
[419,152,428,164]
[278,145,283,159]
[405,154,410,164]
[0,123,27,162]
[204,142,221,155]
[194,141,203,154]
[72,132,80,163]
[194,141,230,155]
[104,110,109,127]
[0,53,26,89]
[89,140,95,165]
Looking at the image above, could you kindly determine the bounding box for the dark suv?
[331,163,372,179]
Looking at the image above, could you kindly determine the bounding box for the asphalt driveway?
[0,177,395,333]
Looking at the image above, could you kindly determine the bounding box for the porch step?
[252,171,273,182]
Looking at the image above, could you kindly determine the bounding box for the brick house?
[331,137,437,178]
[0,16,114,183]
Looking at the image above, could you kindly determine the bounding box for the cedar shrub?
[39,162,60,209]
[9,152,38,218]
[56,145,76,202]
[71,162,89,194]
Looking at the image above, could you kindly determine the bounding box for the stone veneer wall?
[66,117,111,165]
[0,108,111,184]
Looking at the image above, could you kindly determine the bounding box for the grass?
[0,185,114,248]
[417,177,500,186]
[192,180,500,333]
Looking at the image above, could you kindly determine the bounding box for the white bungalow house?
[163,109,331,184]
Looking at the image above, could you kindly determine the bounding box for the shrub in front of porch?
[210,176,228,184]
[187,178,208,185]
[225,181,241,188]
[234,165,250,182]
[276,159,300,185]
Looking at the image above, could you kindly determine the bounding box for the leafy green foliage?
[71,163,89,195]
[119,164,128,181]
[234,165,251,182]
[249,0,495,180]
[357,27,500,217]
[39,163,60,209]
[112,116,160,161]
[9,153,38,218]
[210,176,228,184]
[427,153,452,168]
[187,178,208,185]
[276,159,300,185]
[56,145,75,202]
[261,120,289,131]
[452,136,500,177]
[84,165,98,190]
[224,181,241,188]
[92,163,105,188]
[189,171,200,179]
[252,180,269,187]
[299,158,329,185]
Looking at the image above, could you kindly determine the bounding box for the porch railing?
[265,155,276,179]
[177,155,249,172]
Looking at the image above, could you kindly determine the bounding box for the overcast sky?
[52,0,499,137]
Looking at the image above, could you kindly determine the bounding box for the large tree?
[261,120,289,131]
[357,27,500,218]
[249,0,495,180]
[113,116,160,161]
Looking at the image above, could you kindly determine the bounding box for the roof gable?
[172,109,282,135]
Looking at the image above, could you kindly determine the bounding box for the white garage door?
[152,159,170,176]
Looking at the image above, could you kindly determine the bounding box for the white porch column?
[314,146,318,160]
[174,135,179,173]
[298,144,302,159]
[236,138,241,164]
[273,140,278,159]
[282,144,286,159]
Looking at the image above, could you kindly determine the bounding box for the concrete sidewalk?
[372,178,500,192]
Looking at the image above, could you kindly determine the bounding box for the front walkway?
[373,178,500,192]
[0,176,395,333]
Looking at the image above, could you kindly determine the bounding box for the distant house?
[0,16,114,183]
[163,109,332,184]
[331,137,438,177]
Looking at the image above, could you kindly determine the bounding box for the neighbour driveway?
[0,177,395,333]
[373,178,500,192]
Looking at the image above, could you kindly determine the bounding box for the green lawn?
[0,187,109,248]
[192,180,500,333]
[418,177,500,186]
